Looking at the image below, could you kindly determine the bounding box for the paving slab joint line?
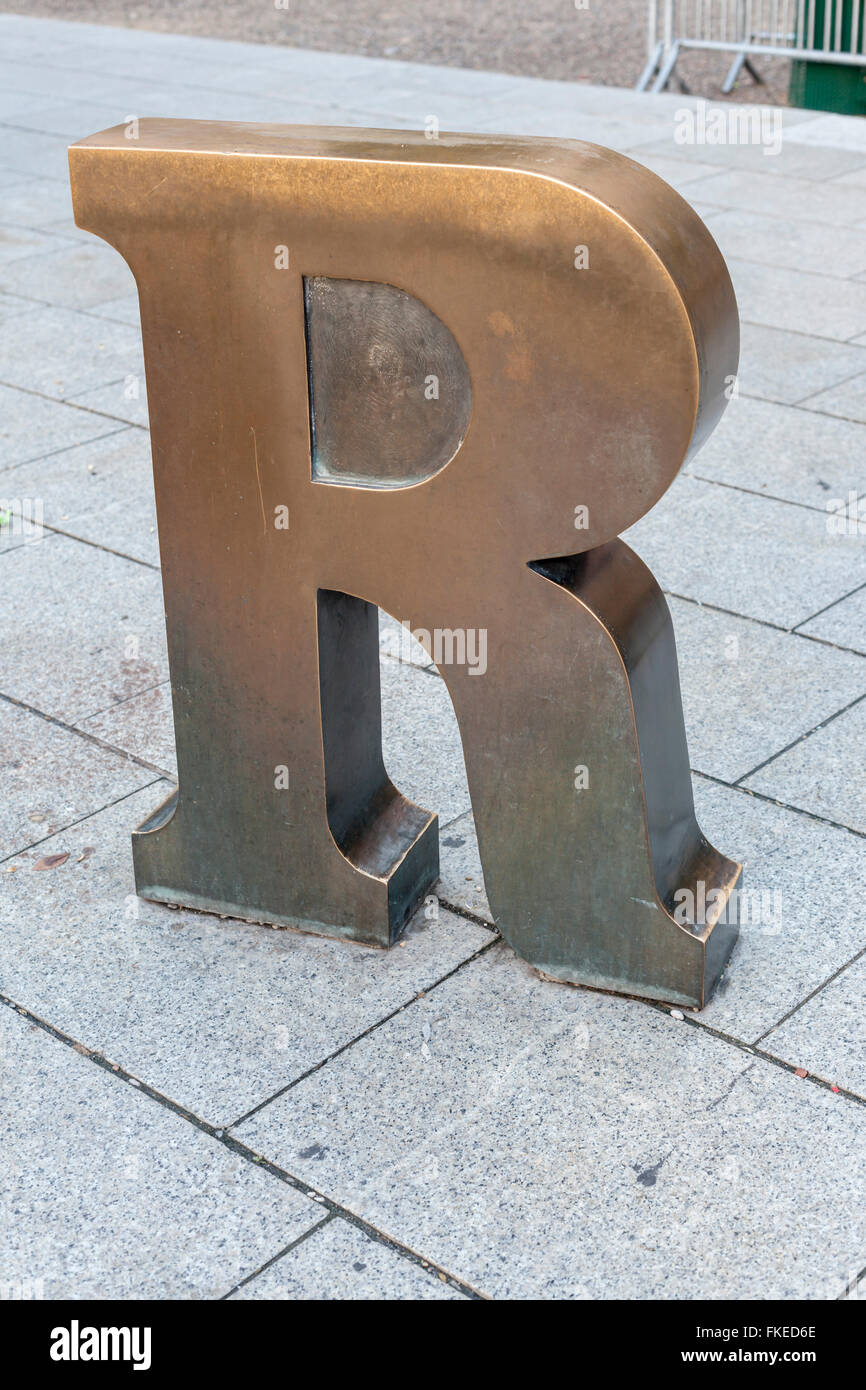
[792,362,866,407]
[737,320,866,352]
[666,588,866,660]
[727,250,866,290]
[0,30,529,116]
[0,690,172,806]
[378,649,434,675]
[435,896,499,933]
[791,626,866,660]
[0,116,120,143]
[752,940,866,1045]
[16,519,161,571]
[0,992,484,1300]
[228,934,502,1129]
[0,766,164,866]
[694,767,866,841]
[0,424,132,479]
[735,382,866,449]
[733,689,866,786]
[792,579,866,633]
[0,212,81,241]
[77,301,146,328]
[68,677,170,728]
[218,1212,334,1299]
[380,650,441,679]
[0,279,96,316]
[684,470,860,518]
[0,375,150,433]
[639,993,866,1107]
[841,1264,866,1300]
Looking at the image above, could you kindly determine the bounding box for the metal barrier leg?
[722,52,746,93]
[722,50,765,94]
[651,41,681,93]
[636,39,664,91]
[743,57,765,84]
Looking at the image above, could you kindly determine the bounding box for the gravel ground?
[2,1,791,103]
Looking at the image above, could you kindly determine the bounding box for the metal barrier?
[638,0,866,92]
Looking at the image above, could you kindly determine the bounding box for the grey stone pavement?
[0,13,865,1301]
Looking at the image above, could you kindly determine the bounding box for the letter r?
[69,121,742,1006]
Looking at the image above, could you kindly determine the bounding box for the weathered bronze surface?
[69,120,742,1009]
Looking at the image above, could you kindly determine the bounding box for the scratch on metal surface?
[250,425,267,536]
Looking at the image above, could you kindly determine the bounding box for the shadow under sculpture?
[69,121,742,1009]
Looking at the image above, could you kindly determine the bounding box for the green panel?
[790,59,866,113]
[788,0,866,113]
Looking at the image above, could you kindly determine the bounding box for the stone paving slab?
[235,944,866,1300]
[108,88,377,127]
[0,510,38,557]
[0,381,125,471]
[85,291,143,326]
[0,695,151,860]
[634,136,866,182]
[737,322,866,406]
[3,426,157,565]
[744,698,866,834]
[0,290,31,327]
[667,596,866,783]
[435,811,491,922]
[729,257,866,341]
[704,207,866,279]
[686,393,866,514]
[784,112,866,151]
[0,532,168,723]
[624,474,866,630]
[0,302,141,401]
[379,610,435,670]
[380,660,472,826]
[798,585,866,655]
[684,168,866,226]
[1,174,75,228]
[67,372,149,428]
[800,370,866,425]
[692,779,866,1039]
[0,1004,322,1298]
[77,681,174,775]
[0,220,71,265]
[0,164,39,189]
[231,1216,464,1300]
[632,152,721,192]
[465,108,675,150]
[0,784,492,1129]
[0,239,136,311]
[761,954,866,1101]
[0,58,169,108]
[0,126,73,180]
[5,97,151,141]
[0,88,58,121]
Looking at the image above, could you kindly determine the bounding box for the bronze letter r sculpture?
[69,121,742,1009]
